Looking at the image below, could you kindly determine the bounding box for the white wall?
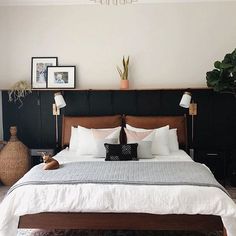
[0,2,236,89]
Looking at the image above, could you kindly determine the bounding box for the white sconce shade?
[54,92,66,109]
[179,92,192,108]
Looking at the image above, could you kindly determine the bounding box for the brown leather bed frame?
[18,115,227,235]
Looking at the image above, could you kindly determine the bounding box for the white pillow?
[69,126,79,151]
[125,124,170,155]
[125,128,154,159]
[75,126,95,155]
[168,128,179,152]
[135,141,153,159]
[94,138,118,157]
[151,125,170,155]
[75,126,121,155]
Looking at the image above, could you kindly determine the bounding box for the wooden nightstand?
[30,149,55,167]
[194,149,228,186]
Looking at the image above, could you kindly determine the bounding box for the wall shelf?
[1,87,211,92]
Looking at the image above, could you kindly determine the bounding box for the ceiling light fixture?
[91,0,138,5]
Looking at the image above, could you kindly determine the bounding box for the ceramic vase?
[120,80,129,90]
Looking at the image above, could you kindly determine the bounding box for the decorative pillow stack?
[92,129,120,157]
[124,128,153,159]
[125,124,179,156]
[69,126,121,156]
[69,123,179,159]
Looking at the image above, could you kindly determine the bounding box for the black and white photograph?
[47,66,76,89]
[54,72,68,84]
[31,57,58,89]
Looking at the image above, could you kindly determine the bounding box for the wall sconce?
[179,91,197,144]
[53,92,66,148]
[179,91,197,115]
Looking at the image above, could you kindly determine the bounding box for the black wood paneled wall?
[2,89,236,150]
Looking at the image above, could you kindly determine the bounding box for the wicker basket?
[0,126,30,186]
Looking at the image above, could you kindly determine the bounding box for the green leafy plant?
[206,49,236,97]
[117,56,130,80]
[8,80,32,108]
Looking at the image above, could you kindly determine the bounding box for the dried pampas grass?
[8,80,32,108]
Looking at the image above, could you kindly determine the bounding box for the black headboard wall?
[2,89,236,150]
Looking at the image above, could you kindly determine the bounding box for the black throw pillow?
[104,143,138,161]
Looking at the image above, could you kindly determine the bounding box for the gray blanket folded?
[8,161,227,195]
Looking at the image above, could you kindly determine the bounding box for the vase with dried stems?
[117,56,130,90]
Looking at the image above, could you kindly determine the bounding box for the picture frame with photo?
[31,57,58,89]
[47,66,76,89]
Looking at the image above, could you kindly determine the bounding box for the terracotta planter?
[120,80,129,90]
[0,126,30,186]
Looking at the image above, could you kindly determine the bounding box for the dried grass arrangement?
[8,80,32,108]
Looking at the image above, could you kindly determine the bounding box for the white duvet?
[54,148,193,163]
[0,150,236,236]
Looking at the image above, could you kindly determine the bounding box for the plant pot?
[120,80,129,90]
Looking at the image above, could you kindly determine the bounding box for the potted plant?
[206,49,236,187]
[117,56,130,90]
[206,49,236,97]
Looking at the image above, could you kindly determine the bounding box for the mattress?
[54,148,193,163]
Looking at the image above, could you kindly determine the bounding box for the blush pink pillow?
[92,127,120,140]
[124,128,153,142]
[124,128,154,159]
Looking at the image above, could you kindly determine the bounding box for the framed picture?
[47,66,76,89]
[31,57,58,89]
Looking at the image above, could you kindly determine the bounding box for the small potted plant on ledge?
[117,56,130,90]
[206,49,236,97]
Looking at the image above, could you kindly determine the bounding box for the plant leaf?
[214,61,221,69]
[117,66,123,77]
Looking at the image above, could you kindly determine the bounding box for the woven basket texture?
[0,127,30,186]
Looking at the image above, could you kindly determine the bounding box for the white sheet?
[54,148,193,163]
[0,150,236,236]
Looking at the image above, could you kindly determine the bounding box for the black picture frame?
[46,66,76,89]
[31,57,58,89]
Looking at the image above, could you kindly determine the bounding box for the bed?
[0,115,236,236]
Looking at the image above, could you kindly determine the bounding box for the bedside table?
[194,149,228,186]
[30,149,55,167]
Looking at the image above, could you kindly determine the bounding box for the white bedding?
[0,150,236,236]
[54,148,193,163]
